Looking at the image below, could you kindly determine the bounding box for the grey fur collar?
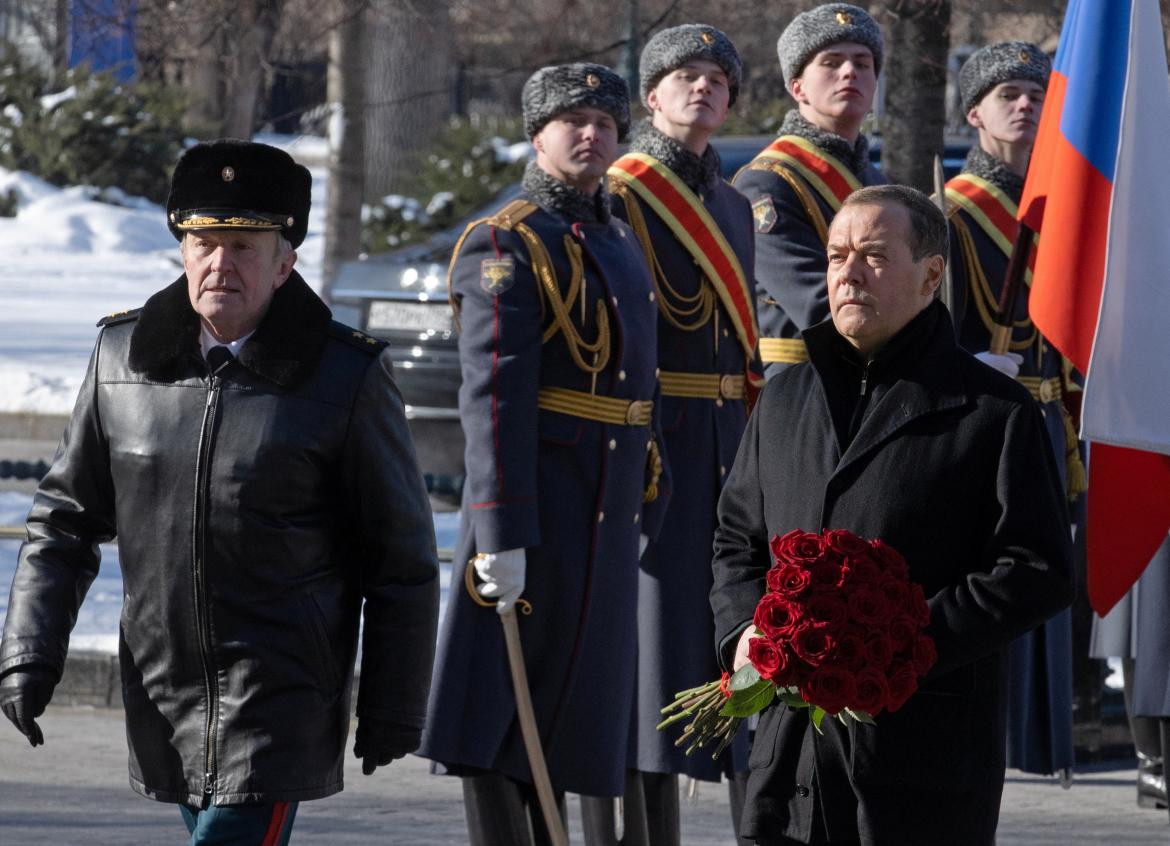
[628,120,722,195]
[961,146,1025,202]
[779,109,871,179]
[522,160,611,224]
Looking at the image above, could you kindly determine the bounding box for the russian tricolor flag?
[1020,0,1170,614]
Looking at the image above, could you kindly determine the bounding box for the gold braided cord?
[644,438,662,503]
[951,213,1036,353]
[445,199,540,332]
[753,162,830,246]
[511,224,610,375]
[612,182,715,332]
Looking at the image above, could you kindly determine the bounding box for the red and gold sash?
[944,173,1037,283]
[609,152,759,360]
[752,135,862,212]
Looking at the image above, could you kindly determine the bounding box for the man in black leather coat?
[0,140,440,845]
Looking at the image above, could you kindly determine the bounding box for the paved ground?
[1,706,1167,844]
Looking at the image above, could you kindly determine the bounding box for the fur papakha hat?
[777,3,883,86]
[521,63,631,140]
[639,24,742,107]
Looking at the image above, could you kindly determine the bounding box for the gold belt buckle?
[1038,379,1059,403]
[719,374,738,400]
[626,400,652,426]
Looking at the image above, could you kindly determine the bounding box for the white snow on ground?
[0,134,327,414]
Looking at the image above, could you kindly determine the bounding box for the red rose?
[770,530,825,567]
[809,560,846,593]
[906,583,931,626]
[887,615,918,652]
[792,622,836,667]
[748,635,786,681]
[719,671,732,699]
[885,661,919,712]
[830,625,869,673]
[878,576,909,609]
[847,586,893,628]
[910,635,938,676]
[864,632,895,671]
[754,593,803,639]
[824,529,873,559]
[767,562,813,599]
[852,667,891,715]
[799,665,857,716]
[806,594,848,628]
[869,538,909,579]
[845,556,882,584]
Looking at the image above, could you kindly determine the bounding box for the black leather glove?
[353,718,420,775]
[0,665,57,747]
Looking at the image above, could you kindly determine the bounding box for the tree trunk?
[323,0,367,293]
[363,0,451,198]
[875,0,951,191]
[222,0,281,139]
[182,11,225,139]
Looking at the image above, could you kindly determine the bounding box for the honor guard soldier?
[0,141,440,845]
[945,42,1080,781]
[603,23,761,845]
[418,64,670,846]
[734,3,886,378]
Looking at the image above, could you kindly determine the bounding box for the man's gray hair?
[841,184,949,262]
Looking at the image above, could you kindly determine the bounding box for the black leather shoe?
[1137,753,1167,809]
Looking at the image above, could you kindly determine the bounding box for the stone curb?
[0,412,68,443]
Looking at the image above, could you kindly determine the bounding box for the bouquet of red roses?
[659,528,937,758]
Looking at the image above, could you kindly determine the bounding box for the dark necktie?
[206,345,234,373]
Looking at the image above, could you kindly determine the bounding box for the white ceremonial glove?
[974,351,1023,379]
[473,548,526,615]
[732,626,757,672]
[639,533,650,559]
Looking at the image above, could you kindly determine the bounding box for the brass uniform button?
[598,511,605,523]
[609,439,617,450]
[618,370,627,381]
[633,513,640,524]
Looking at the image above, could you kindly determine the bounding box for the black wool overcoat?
[710,302,1074,845]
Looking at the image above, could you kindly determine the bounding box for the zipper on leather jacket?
[193,370,223,799]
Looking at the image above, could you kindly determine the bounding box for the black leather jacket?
[0,273,440,805]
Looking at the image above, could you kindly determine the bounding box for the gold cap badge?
[836,11,852,24]
[286,216,294,226]
[1019,50,1032,64]
[221,166,235,182]
[701,31,715,45]
[585,73,600,88]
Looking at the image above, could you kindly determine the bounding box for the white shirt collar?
[200,324,255,359]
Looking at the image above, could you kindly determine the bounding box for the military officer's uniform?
[604,23,761,844]
[418,64,669,843]
[732,4,886,379]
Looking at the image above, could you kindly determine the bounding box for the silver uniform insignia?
[480,258,516,294]
[752,196,777,233]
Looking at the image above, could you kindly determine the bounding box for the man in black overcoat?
[710,184,1074,845]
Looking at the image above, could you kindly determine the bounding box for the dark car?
[328,135,970,508]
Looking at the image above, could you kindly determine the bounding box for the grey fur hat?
[777,3,883,86]
[521,63,631,140]
[639,24,742,108]
[959,41,1051,113]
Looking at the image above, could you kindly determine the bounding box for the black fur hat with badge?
[165,139,312,248]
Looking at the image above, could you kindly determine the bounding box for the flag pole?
[989,223,1036,355]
